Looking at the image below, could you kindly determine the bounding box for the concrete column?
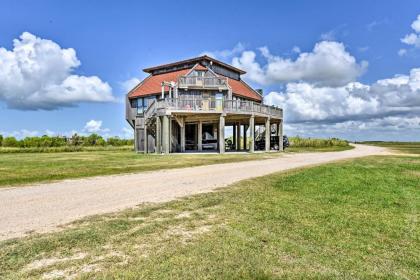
[198,120,203,151]
[278,120,283,151]
[143,125,148,154]
[265,118,270,152]
[134,128,139,153]
[169,116,172,153]
[180,118,185,152]
[162,115,170,154]
[236,122,241,150]
[219,115,225,154]
[155,116,161,154]
[232,124,236,150]
[249,116,255,153]
[243,125,247,150]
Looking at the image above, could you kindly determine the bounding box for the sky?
[0,0,419,141]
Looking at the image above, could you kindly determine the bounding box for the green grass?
[1,156,418,279]
[286,145,353,153]
[0,150,281,187]
[363,141,420,154]
[0,145,351,188]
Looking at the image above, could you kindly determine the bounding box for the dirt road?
[0,144,390,241]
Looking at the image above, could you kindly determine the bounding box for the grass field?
[0,145,351,187]
[286,145,353,153]
[1,155,418,279]
[363,141,420,154]
[0,151,278,187]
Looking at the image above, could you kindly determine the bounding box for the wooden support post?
[143,124,148,154]
[249,116,255,153]
[198,120,203,151]
[162,115,170,154]
[180,117,185,152]
[278,120,283,151]
[265,118,270,152]
[155,116,161,154]
[219,115,225,154]
[236,122,241,150]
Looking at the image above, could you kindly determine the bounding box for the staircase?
[145,115,156,138]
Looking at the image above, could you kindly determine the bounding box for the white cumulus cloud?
[264,67,420,126]
[83,120,110,133]
[200,43,245,59]
[232,41,368,87]
[121,77,141,92]
[401,14,420,48]
[0,32,115,110]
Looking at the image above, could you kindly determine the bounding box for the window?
[137,96,157,115]
[137,98,144,114]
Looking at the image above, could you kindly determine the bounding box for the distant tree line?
[0,134,133,148]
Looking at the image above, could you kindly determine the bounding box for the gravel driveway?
[0,144,390,241]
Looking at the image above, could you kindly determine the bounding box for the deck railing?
[178,76,228,88]
[150,98,282,118]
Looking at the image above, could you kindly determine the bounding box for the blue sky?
[0,0,420,140]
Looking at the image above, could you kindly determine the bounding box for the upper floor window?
[191,70,205,77]
[137,96,156,115]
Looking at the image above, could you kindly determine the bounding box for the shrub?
[289,136,349,148]
[2,136,19,147]
[0,133,133,151]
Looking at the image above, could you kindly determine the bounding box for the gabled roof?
[128,69,190,98]
[227,78,262,101]
[128,57,262,102]
[128,67,262,102]
[143,55,246,75]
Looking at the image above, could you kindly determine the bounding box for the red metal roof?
[227,78,262,102]
[128,69,190,98]
[128,68,262,102]
[194,64,207,71]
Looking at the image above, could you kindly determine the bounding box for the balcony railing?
[151,98,282,118]
[178,76,228,89]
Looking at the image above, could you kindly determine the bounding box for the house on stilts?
[125,55,283,154]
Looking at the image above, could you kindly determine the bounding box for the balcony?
[144,98,283,119]
[178,76,228,90]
